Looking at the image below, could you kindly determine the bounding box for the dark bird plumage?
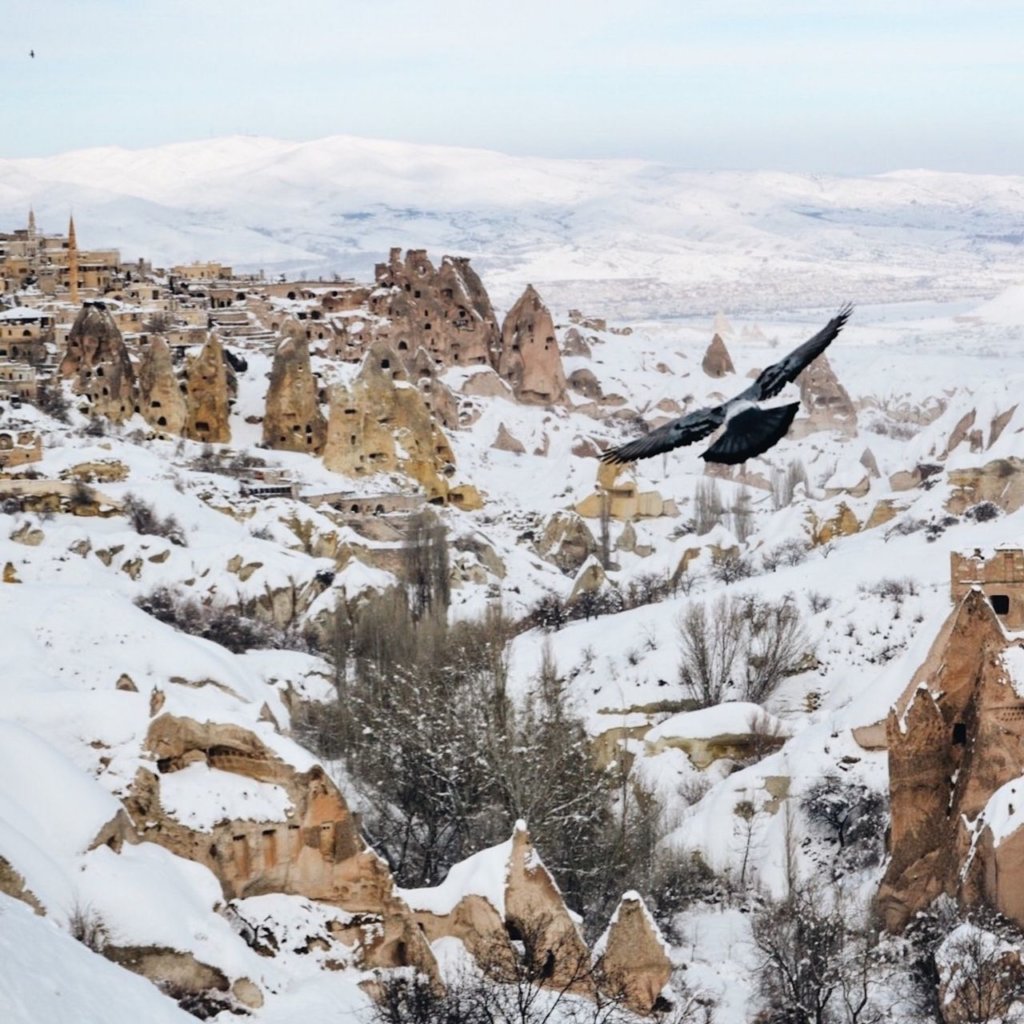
[600,304,852,466]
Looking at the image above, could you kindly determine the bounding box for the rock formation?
[137,336,187,436]
[877,575,1024,933]
[406,824,590,991]
[184,335,232,444]
[368,248,499,370]
[59,302,137,422]
[263,331,327,453]
[124,714,437,980]
[494,285,567,405]
[792,352,857,437]
[536,510,598,574]
[701,333,735,378]
[322,342,454,501]
[597,893,672,1015]
[947,457,1024,516]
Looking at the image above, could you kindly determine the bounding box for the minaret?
[67,215,79,305]
[27,208,36,237]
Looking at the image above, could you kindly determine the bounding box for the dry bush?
[693,478,725,535]
[123,492,187,546]
[678,594,809,706]
[67,900,111,953]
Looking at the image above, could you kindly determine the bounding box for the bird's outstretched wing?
[600,405,726,465]
[700,402,800,465]
[743,303,853,402]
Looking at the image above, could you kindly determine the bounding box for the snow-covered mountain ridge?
[3,134,1023,314]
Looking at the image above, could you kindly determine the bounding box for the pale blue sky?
[6,0,1023,172]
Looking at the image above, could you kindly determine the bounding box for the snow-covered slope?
[3,134,1023,313]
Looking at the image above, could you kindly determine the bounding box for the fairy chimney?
[701,333,735,378]
[792,352,857,437]
[263,330,327,454]
[60,302,137,422]
[184,335,232,444]
[597,893,672,1015]
[369,249,498,370]
[494,285,567,405]
[322,342,454,501]
[138,336,187,436]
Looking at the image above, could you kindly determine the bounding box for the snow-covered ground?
[3,138,1024,1022]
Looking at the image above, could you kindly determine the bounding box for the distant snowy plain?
[2,133,1023,317]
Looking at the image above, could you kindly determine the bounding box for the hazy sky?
[6,0,1023,173]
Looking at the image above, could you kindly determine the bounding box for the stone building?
[951,547,1024,630]
[0,306,53,364]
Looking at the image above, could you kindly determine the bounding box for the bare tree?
[693,478,725,535]
[677,595,809,707]
[751,884,884,1024]
[403,508,451,620]
[677,597,745,706]
[938,918,1024,1024]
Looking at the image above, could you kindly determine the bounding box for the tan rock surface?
[598,894,672,1014]
[495,285,567,405]
[137,336,187,435]
[59,303,137,422]
[701,333,735,378]
[263,332,327,453]
[322,342,454,501]
[184,335,232,443]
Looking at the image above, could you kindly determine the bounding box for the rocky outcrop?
[537,510,597,574]
[792,352,857,437]
[59,303,137,422]
[877,587,1024,932]
[263,331,326,453]
[407,824,589,990]
[322,343,454,501]
[494,285,567,405]
[125,714,437,980]
[701,333,734,378]
[576,462,673,521]
[184,335,232,443]
[137,336,187,435]
[947,457,1024,515]
[597,894,672,1015]
[368,248,498,370]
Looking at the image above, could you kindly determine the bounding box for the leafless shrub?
[762,537,811,572]
[83,415,107,437]
[403,508,450,620]
[134,587,308,654]
[746,707,788,763]
[710,550,755,584]
[860,576,918,601]
[123,492,187,546]
[934,911,1024,1024]
[807,590,832,613]
[67,900,111,953]
[678,594,809,706]
[731,484,754,543]
[965,501,1001,523]
[693,478,725,535]
[752,884,885,1024]
[802,774,888,876]
[772,459,809,509]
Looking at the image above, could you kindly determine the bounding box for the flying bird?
[600,304,853,467]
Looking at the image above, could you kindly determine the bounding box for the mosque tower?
[67,215,79,305]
